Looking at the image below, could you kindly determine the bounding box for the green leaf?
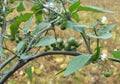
[35,13,42,23]
[16,40,27,54]
[55,68,66,76]
[10,13,32,39]
[112,51,120,59]
[91,47,100,61]
[69,0,81,13]
[33,22,50,35]
[20,53,33,60]
[0,38,6,57]
[72,13,80,21]
[65,21,89,33]
[31,4,40,13]
[64,54,91,76]
[31,4,42,23]
[17,1,25,12]
[35,35,56,47]
[101,24,116,33]
[26,66,32,81]
[77,6,113,13]
[10,0,17,3]
[87,33,112,39]
[23,16,32,35]
[0,46,6,57]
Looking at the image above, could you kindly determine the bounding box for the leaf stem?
[81,33,92,54]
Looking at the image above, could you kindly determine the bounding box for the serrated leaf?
[101,24,116,33]
[77,6,113,13]
[65,21,89,33]
[17,1,25,12]
[16,40,27,53]
[64,54,91,76]
[10,13,32,39]
[35,35,56,47]
[26,66,32,81]
[112,51,120,59]
[69,0,81,13]
[87,33,112,39]
[33,22,50,35]
[23,17,32,35]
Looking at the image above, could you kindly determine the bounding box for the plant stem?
[0,51,81,83]
[60,0,67,12]
[108,57,120,63]
[24,24,52,53]
[0,51,120,83]
[81,33,92,54]
[0,55,17,70]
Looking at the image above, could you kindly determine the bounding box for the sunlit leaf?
[31,4,42,23]
[69,0,81,13]
[112,51,120,59]
[10,0,15,3]
[17,1,25,12]
[64,54,91,76]
[91,47,100,61]
[34,68,41,75]
[26,66,32,81]
[72,13,80,21]
[10,0,16,3]
[10,13,32,39]
[35,35,56,47]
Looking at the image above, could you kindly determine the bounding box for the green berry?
[67,37,77,46]
[60,25,66,30]
[64,43,71,51]
[71,47,77,51]
[104,71,111,77]
[51,43,56,48]
[56,38,63,45]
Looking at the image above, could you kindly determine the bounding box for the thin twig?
[0,51,120,83]
[34,47,41,54]
[3,47,17,56]
[24,24,52,53]
[32,0,63,17]
[81,33,92,54]
[108,57,120,63]
[0,51,81,83]
[60,0,67,12]
[0,55,17,70]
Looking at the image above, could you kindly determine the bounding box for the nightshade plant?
[0,0,119,83]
